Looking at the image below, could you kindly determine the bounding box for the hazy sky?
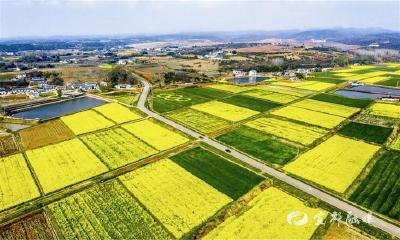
[0,0,399,38]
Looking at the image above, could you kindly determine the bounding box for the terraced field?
[94,102,142,123]
[284,135,380,193]
[241,89,300,104]
[191,101,259,122]
[204,187,327,239]
[245,117,328,145]
[26,139,108,193]
[271,105,346,129]
[369,103,400,119]
[120,159,232,238]
[166,108,230,134]
[19,120,75,150]
[80,128,158,169]
[219,95,281,112]
[217,126,300,165]
[0,154,40,211]
[48,180,172,239]
[291,99,360,117]
[273,80,336,91]
[338,122,393,144]
[350,151,400,221]
[170,147,264,200]
[61,110,114,135]
[122,119,189,151]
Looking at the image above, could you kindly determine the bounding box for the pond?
[335,90,388,99]
[230,76,268,84]
[348,85,400,95]
[11,97,106,120]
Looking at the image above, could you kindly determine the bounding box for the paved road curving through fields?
[137,78,400,238]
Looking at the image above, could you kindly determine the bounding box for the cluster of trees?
[105,66,139,87]
[163,70,211,84]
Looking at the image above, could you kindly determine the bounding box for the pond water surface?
[12,97,106,120]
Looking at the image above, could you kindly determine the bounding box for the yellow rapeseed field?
[242,89,299,104]
[391,134,400,151]
[333,72,356,77]
[120,159,232,238]
[349,71,388,81]
[292,99,360,117]
[0,154,40,211]
[246,117,328,145]
[191,101,259,122]
[283,135,380,193]
[361,76,389,84]
[122,119,189,151]
[259,86,308,97]
[204,187,327,239]
[61,110,114,135]
[94,102,142,124]
[206,84,251,93]
[26,139,108,193]
[274,81,336,91]
[370,103,400,119]
[271,106,345,129]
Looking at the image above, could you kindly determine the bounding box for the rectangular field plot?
[361,76,389,84]
[171,147,264,200]
[152,87,229,113]
[391,134,400,150]
[311,93,372,108]
[122,119,189,151]
[241,89,299,104]
[165,108,230,134]
[0,134,19,156]
[191,101,259,122]
[245,117,328,145]
[0,212,57,239]
[291,99,360,117]
[204,187,327,239]
[216,126,299,165]
[61,110,114,135]
[350,151,400,221]
[338,122,393,144]
[283,135,380,193]
[271,106,346,129]
[48,180,172,239]
[206,84,252,93]
[323,222,371,240]
[273,80,336,91]
[259,86,308,97]
[0,154,40,211]
[80,128,158,169]
[94,102,142,123]
[219,95,281,112]
[370,103,400,119]
[19,120,75,150]
[120,159,232,238]
[26,139,108,193]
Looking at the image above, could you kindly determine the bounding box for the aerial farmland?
[0,62,399,239]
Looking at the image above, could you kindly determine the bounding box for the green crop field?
[152,87,231,113]
[0,212,56,239]
[171,147,264,199]
[216,126,300,165]
[165,108,231,134]
[350,151,400,221]
[311,93,373,108]
[80,128,158,169]
[338,122,393,144]
[48,180,172,239]
[219,95,281,112]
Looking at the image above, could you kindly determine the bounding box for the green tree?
[106,66,138,87]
